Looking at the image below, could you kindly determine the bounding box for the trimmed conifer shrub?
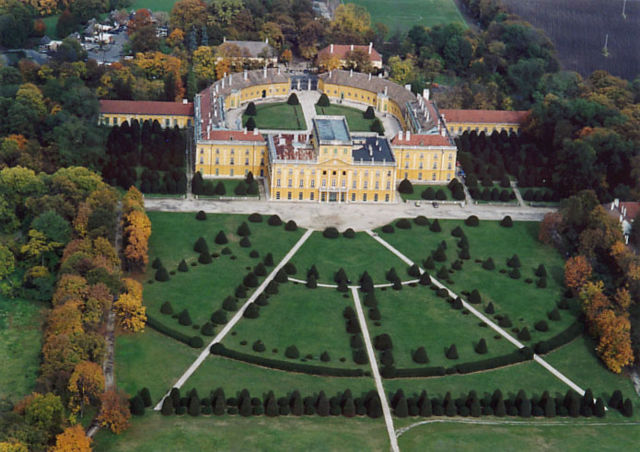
[517,327,531,341]
[198,252,212,264]
[211,309,227,324]
[306,274,317,288]
[535,320,549,332]
[130,395,145,416]
[433,247,447,262]
[419,272,431,285]
[430,219,441,232]
[537,277,547,288]
[363,105,375,119]
[500,216,513,227]
[175,259,188,272]
[222,296,238,311]
[609,390,623,409]
[414,215,429,226]
[284,262,296,275]
[413,346,429,364]
[245,101,257,116]
[195,210,207,221]
[155,266,170,282]
[237,222,251,237]
[274,268,288,283]
[320,351,330,362]
[161,397,173,415]
[243,303,260,319]
[265,280,279,295]
[593,398,605,417]
[548,308,561,321]
[398,179,413,194]
[360,271,374,292]
[353,348,367,364]
[287,93,299,105]
[160,301,173,315]
[424,256,435,269]
[435,189,447,200]
[469,289,481,304]
[482,257,495,270]
[268,215,282,226]
[237,236,249,248]
[475,338,488,354]
[285,345,300,359]
[437,266,449,280]
[235,285,247,298]
[498,315,512,328]
[509,267,521,279]
[201,323,215,336]
[395,395,408,417]
[178,309,192,326]
[445,344,458,359]
[421,187,435,200]
[248,213,262,223]
[188,394,201,416]
[484,302,495,314]
[535,264,547,277]
[215,231,228,245]
[451,226,463,237]
[152,257,163,269]
[451,297,463,310]
[335,268,348,284]
[507,254,521,268]
[386,267,399,282]
[465,215,479,226]
[317,93,330,107]
[264,252,274,266]
[407,264,421,277]
[284,220,297,231]
[396,218,411,229]
[323,226,339,238]
[139,388,152,407]
[374,334,392,351]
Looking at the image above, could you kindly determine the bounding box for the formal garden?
[98,211,639,451]
[242,96,306,131]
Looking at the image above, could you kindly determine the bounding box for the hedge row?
[386,347,533,378]
[533,322,583,355]
[146,315,204,348]
[210,343,365,377]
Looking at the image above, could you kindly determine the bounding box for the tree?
[398,178,413,194]
[0,243,15,281]
[245,102,257,116]
[389,56,416,86]
[51,425,91,452]
[32,211,72,245]
[170,0,207,31]
[0,0,33,48]
[24,392,64,437]
[98,390,131,434]
[370,118,385,135]
[68,361,105,416]
[564,255,592,294]
[594,309,634,373]
[317,93,330,107]
[287,93,299,105]
[21,229,63,267]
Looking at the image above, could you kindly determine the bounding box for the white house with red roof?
[317,43,383,69]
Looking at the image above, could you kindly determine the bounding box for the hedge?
[196,211,207,221]
[210,344,365,377]
[392,367,446,378]
[533,322,583,355]
[248,213,263,223]
[146,315,203,348]
[323,227,339,238]
[465,215,479,226]
[268,215,282,226]
[453,347,533,374]
[343,228,356,238]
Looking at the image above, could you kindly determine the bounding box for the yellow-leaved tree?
[114,278,146,332]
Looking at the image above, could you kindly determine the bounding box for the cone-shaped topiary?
[306,274,317,288]
[196,210,207,221]
[465,215,479,226]
[245,116,256,131]
[433,247,447,262]
[222,296,238,311]
[201,323,215,336]
[264,252,274,266]
[507,254,521,268]
[445,344,458,359]
[374,334,393,351]
[178,259,189,272]
[395,395,408,417]
[155,266,170,281]
[437,266,449,280]
[500,216,513,227]
[407,264,421,277]
[451,297,463,310]
[475,338,488,354]
[430,219,441,232]
[194,237,208,253]
[245,101,257,116]
[469,289,481,304]
[215,230,228,244]
[609,390,623,409]
[178,309,192,326]
[211,309,227,324]
[398,179,413,194]
[517,327,531,341]
[360,271,374,292]
[498,315,512,328]
[451,226,463,237]
[484,302,495,314]
[160,301,173,315]
[334,267,348,284]
[535,264,547,277]
[237,222,251,236]
[152,257,163,269]
[265,392,278,417]
[482,257,495,270]
[413,346,429,364]
[414,215,429,226]
[235,285,247,298]
[423,256,435,269]
[239,236,251,248]
[254,262,267,276]
[140,388,152,407]
[275,268,288,283]
[363,105,375,119]
[287,93,299,105]
[268,215,282,226]
[594,398,605,417]
[285,345,300,359]
[317,93,330,107]
[509,267,521,279]
[284,262,296,275]
[419,272,431,285]
[198,252,212,264]
[161,396,174,415]
[320,351,330,362]
[243,303,260,319]
[130,395,145,415]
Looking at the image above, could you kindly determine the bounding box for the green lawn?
[198,178,259,198]
[93,412,388,452]
[400,184,453,201]
[365,285,516,369]
[0,295,45,402]
[315,104,375,132]
[289,231,408,285]
[185,355,374,398]
[375,220,576,344]
[41,15,59,39]
[131,0,180,11]
[243,102,306,130]
[115,328,200,405]
[224,284,360,368]
[350,0,467,34]
[143,212,304,336]
[398,421,640,451]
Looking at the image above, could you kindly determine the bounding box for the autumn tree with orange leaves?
[51,425,91,452]
[564,255,592,294]
[68,361,105,416]
[114,278,146,332]
[122,187,151,271]
[98,390,131,434]
[593,309,634,373]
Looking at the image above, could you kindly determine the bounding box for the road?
[144,197,556,231]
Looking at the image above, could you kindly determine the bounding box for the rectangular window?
[363,194,367,201]
[432,173,436,181]
[230,158,234,165]
[288,179,292,188]
[322,179,326,187]
[298,192,303,200]
[245,159,249,165]
[276,179,281,187]
[405,162,409,169]
[352,181,356,189]
[230,169,234,176]
[341,180,346,188]
[311,180,315,188]
[165,119,170,127]
[287,192,292,200]
[276,191,280,199]
[417,173,422,181]
[215,168,219,176]
[374,194,379,202]
[332,179,336,187]
[310,192,314,200]
[375,182,379,189]
[364,181,368,189]
[351,193,356,202]
[386,181,391,189]
[299,180,304,188]
[385,194,389,202]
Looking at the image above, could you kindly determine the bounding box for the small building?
[606,199,640,244]
[218,38,277,66]
[317,43,383,70]
[440,109,529,136]
[99,99,194,128]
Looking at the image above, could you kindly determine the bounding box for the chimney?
[610,202,614,211]
[277,66,281,75]
[229,73,232,85]
[223,36,226,42]
[384,86,388,96]
[615,198,620,208]
[350,44,354,51]
[265,37,269,44]
[263,66,267,78]
[368,73,371,81]
[244,128,247,134]
[182,98,187,104]
[368,42,372,54]
[405,84,411,91]
[253,128,258,135]
[423,88,430,100]
[330,44,334,53]
[398,130,403,141]
[350,69,353,77]
[406,130,410,141]
[244,69,248,80]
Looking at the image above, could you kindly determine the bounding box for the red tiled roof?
[391,133,453,147]
[440,109,529,125]
[318,44,382,62]
[203,129,265,142]
[608,201,640,221]
[99,100,194,116]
